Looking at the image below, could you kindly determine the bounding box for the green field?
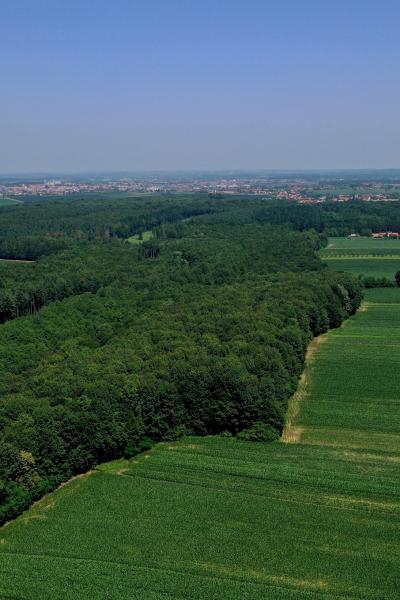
[0,239,399,599]
[293,292,400,448]
[321,236,400,255]
[320,236,400,279]
[323,258,400,279]
[1,424,399,600]
[0,198,22,206]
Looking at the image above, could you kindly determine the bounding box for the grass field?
[0,238,399,599]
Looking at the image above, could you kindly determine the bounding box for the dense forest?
[254,200,400,235]
[0,196,370,523]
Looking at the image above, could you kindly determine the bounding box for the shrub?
[237,422,279,442]
[123,443,140,459]
[163,425,190,441]
[138,437,155,452]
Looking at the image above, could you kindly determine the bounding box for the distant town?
[1,172,400,203]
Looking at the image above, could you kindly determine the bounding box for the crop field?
[320,236,400,279]
[321,236,400,256]
[323,257,400,279]
[0,240,399,599]
[0,424,399,600]
[293,291,400,449]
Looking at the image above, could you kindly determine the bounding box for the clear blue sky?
[1,0,400,173]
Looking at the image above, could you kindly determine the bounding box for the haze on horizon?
[1,0,400,174]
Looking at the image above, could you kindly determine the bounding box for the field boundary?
[0,258,35,263]
[323,255,400,260]
[281,335,327,443]
[0,470,96,531]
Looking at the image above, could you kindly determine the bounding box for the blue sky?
[1,0,400,172]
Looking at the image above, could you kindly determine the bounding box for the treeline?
[361,271,400,288]
[1,196,400,246]
[0,241,128,323]
[0,199,364,524]
[254,200,400,235]
[0,195,217,248]
[0,235,71,261]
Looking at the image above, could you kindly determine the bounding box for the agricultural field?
[320,236,400,279]
[0,238,399,599]
[1,427,399,600]
[321,236,400,256]
[323,257,400,280]
[0,198,22,206]
[289,288,400,449]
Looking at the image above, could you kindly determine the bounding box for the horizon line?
[2,167,400,178]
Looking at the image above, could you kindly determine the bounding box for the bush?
[123,443,140,459]
[124,437,155,458]
[237,422,279,442]
[163,424,190,441]
[361,276,395,288]
[138,437,154,452]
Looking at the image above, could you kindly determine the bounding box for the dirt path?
[281,335,327,444]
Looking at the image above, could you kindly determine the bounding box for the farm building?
[371,232,400,239]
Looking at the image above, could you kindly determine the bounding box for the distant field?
[322,236,400,254]
[324,258,400,279]
[1,242,399,599]
[320,236,400,279]
[364,286,400,302]
[0,198,22,206]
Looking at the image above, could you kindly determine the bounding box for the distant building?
[371,232,400,239]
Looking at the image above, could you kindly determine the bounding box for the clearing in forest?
[127,230,154,244]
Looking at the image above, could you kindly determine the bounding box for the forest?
[0,196,371,523]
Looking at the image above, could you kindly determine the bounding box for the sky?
[1,0,400,173]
